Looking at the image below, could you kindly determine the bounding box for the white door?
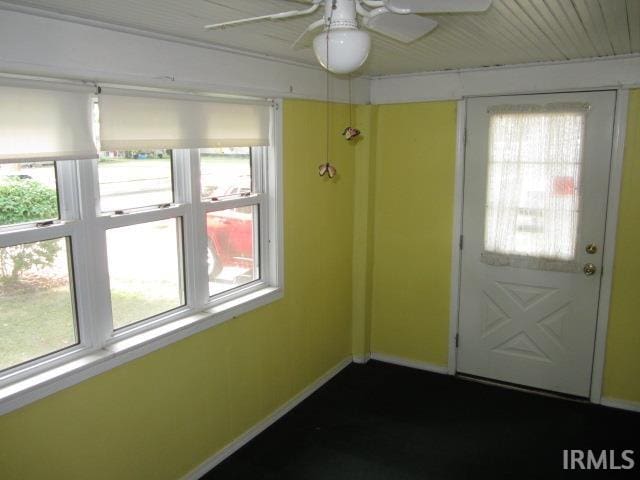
[457,91,616,397]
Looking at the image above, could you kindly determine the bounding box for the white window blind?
[99,93,271,150]
[0,84,97,163]
[482,103,588,271]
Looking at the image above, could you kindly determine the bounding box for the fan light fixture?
[312,0,370,75]
[312,29,370,75]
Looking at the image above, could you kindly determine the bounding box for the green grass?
[0,288,75,370]
[0,287,179,371]
[111,290,180,330]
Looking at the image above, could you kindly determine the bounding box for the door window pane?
[200,147,251,200]
[0,161,58,227]
[0,237,77,371]
[207,206,259,296]
[485,110,586,261]
[107,218,184,329]
[98,150,173,212]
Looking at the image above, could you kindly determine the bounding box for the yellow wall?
[1,93,639,480]
[366,94,640,405]
[368,102,457,366]
[603,90,640,403]
[0,100,355,480]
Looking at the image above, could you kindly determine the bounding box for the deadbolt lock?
[583,263,597,276]
[586,243,598,254]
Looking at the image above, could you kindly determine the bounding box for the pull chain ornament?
[342,126,360,140]
[318,162,337,178]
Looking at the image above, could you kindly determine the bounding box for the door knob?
[586,243,598,254]
[583,263,597,276]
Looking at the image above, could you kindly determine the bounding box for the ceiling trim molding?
[370,54,640,104]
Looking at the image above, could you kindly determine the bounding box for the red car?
[206,207,254,279]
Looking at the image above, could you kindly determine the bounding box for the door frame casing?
[447,89,630,403]
[447,99,466,375]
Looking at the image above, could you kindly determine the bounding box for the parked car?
[206,207,254,279]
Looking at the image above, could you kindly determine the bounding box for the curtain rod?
[0,72,274,106]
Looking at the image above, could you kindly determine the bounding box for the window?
[0,236,77,371]
[0,84,281,412]
[0,162,59,226]
[94,146,185,334]
[98,150,173,213]
[484,105,587,262]
[200,148,261,296]
[200,147,251,200]
[106,218,185,329]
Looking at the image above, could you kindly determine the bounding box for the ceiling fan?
[204,0,493,75]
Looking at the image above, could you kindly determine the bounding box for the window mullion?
[251,146,265,193]
[257,191,269,285]
[75,160,114,347]
[267,103,284,287]
[172,148,198,310]
[56,160,80,221]
[182,148,209,308]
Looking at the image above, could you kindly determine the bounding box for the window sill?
[0,286,283,416]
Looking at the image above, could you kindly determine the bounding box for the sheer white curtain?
[482,103,589,272]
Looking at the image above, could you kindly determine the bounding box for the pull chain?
[348,75,352,126]
[325,2,333,166]
[342,74,360,141]
[319,1,337,179]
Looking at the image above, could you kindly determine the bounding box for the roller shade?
[99,93,271,150]
[0,84,97,163]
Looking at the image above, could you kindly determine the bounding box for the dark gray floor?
[204,361,640,479]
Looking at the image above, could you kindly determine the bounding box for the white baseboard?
[181,357,352,480]
[601,397,640,414]
[369,352,449,375]
[352,354,370,364]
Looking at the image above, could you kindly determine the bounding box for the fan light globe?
[312,29,370,75]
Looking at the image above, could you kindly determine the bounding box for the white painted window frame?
[0,100,284,415]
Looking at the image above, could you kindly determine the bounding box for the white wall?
[371,55,640,104]
[0,8,370,103]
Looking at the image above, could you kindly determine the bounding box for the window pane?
[0,237,77,371]
[207,206,259,296]
[98,150,173,212]
[200,147,251,200]
[107,218,184,329]
[0,162,58,227]
[485,111,585,261]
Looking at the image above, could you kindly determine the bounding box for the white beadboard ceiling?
[1,0,638,76]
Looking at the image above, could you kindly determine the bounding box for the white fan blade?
[204,3,320,30]
[384,0,492,14]
[292,19,325,50]
[363,12,437,43]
